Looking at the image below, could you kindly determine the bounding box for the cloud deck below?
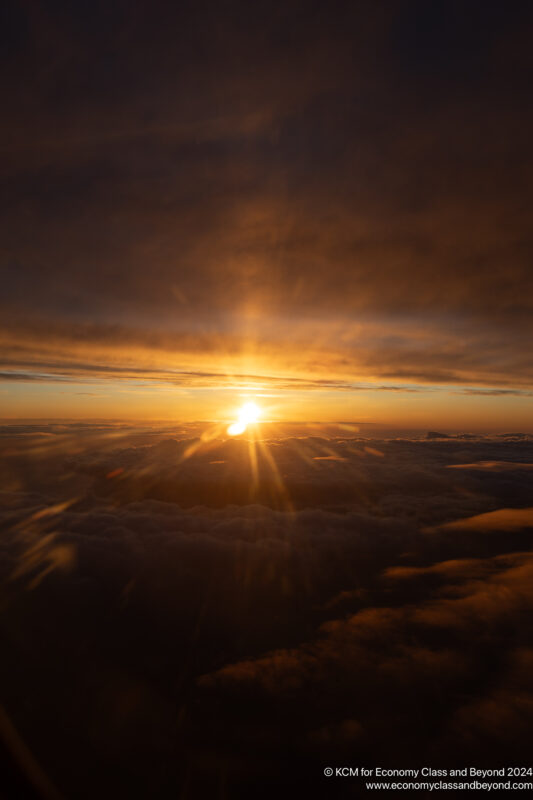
[1,423,533,798]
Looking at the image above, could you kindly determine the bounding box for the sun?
[227,401,261,436]
[239,402,261,424]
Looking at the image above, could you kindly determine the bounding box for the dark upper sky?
[1,0,533,418]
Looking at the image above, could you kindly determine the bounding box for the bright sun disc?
[239,402,261,424]
[227,402,261,436]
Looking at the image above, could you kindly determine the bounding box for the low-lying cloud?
[0,423,533,796]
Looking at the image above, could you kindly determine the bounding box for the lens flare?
[227,402,261,436]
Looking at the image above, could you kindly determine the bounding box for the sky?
[1,0,533,428]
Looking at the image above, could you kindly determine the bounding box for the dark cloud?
[1,423,533,796]
[1,1,532,390]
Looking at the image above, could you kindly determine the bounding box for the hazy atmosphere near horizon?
[1,1,533,798]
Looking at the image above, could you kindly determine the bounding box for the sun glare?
[227,401,261,436]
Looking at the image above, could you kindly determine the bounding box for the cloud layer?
[1,423,533,796]
[1,1,533,395]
